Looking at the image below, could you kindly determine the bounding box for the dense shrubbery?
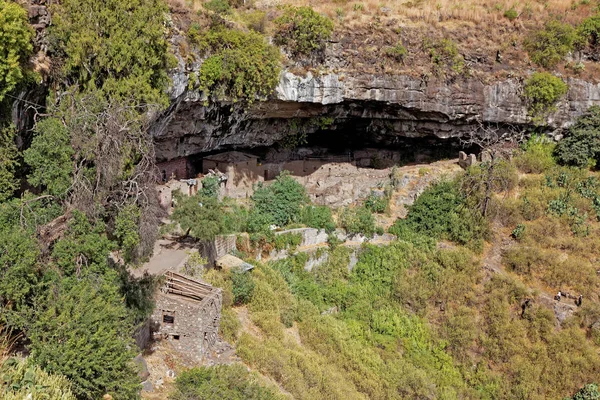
[523,72,568,121]
[273,6,334,56]
[190,27,281,101]
[0,0,33,102]
[1,358,76,400]
[423,38,464,74]
[50,0,172,105]
[525,20,578,68]
[514,134,557,173]
[171,364,281,399]
[339,205,378,237]
[556,106,600,167]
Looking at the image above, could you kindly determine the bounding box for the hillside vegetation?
[5,0,600,398]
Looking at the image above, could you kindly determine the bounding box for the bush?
[339,206,377,237]
[556,106,600,167]
[301,205,335,232]
[504,8,518,21]
[385,42,408,62]
[423,38,464,74]
[514,134,557,173]
[204,0,230,14]
[232,269,255,305]
[0,0,33,102]
[524,20,578,68]
[274,233,303,251]
[171,364,281,400]
[523,72,568,121]
[252,171,308,227]
[190,27,281,101]
[364,191,388,213]
[273,6,334,56]
[577,13,600,56]
[1,358,76,400]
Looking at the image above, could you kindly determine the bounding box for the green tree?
[339,205,377,237]
[251,171,308,227]
[0,126,19,202]
[0,227,39,324]
[190,27,281,101]
[114,204,141,263]
[524,20,578,68]
[273,6,334,55]
[49,0,172,104]
[523,72,568,122]
[24,118,74,197]
[171,192,227,241]
[556,106,600,167]
[0,0,33,101]
[28,277,140,400]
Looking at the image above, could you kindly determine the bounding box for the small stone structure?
[459,150,492,169]
[157,157,192,182]
[215,254,254,271]
[151,271,222,360]
[198,234,237,267]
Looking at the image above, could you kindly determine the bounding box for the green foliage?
[523,72,568,122]
[114,204,141,263]
[170,364,282,400]
[29,277,140,400]
[274,233,303,251]
[578,13,600,56]
[52,211,116,277]
[252,171,308,227]
[504,7,518,21]
[423,38,464,74]
[512,223,526,240]
[200,175,220,198]
[339,205,377,237]
[301,205,335,232]
[204,0,231,14]
[273,6,334,55]
[567,383,600,400]
[0,126,19,202]
[232,269,255,305]
[171,192,227,241]
[0,227,39,323]
[525,20,578,68]
[190,27,281,101]
[556,106,600,167]
[24,118,74,197]
[49,0,171,105]
[0,0,33,101]
[1,357,76,400]
[385,41,408,62]
[364,191,388,213]
[514,134,557,173]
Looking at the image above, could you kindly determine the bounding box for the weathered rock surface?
[152,68,600,161]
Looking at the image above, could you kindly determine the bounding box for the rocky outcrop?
[152,67,600,161]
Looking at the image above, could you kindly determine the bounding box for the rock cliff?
[152,69,600,161]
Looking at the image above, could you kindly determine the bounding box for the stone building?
[156,157,192,182]
[151,271,222,360]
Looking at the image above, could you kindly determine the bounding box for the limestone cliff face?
[152,69,600,161]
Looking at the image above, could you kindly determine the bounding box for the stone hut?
[156,157,192,182]
[151,271,222,360]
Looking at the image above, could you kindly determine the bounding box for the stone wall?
[198,234,237,267]
[157,157,191,181]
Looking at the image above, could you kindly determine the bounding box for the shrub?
[301,205,335,232]
[339,205,377,237]
[274,233,303,251]
[577,13,600,56]
[514,134,557,173]
[1,358,76,400]
[523,72,568,121]
[171,364,281,400]
[232,269,255,305]
[504,8,518,21]
[556,106,600,167]
[423,38,464,74]
[524,20,578,68]
[190,27,281,101]
[385,42,408,62]
[50,0,172,104]
[364,191,388,214]
[511,223,526,240]
[273,6,334,56]
[204,0,230,14]
[565,383,600,400]
[252,171,308,227]
[0,0,33,102]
